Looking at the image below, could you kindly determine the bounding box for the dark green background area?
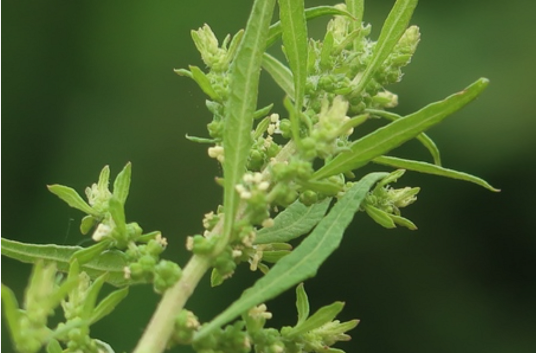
[2,0,535,352]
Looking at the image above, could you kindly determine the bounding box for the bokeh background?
[2,0,535,352]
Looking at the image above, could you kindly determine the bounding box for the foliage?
[1,0,497,352]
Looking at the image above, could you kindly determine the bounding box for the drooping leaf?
[194,172,388,340]
[267,6,353,47]
[1,238,140,287]
[313,78,489,180]
[278,0,308,112]
[373,155,500,192]
[222,0,277,243]
[255,198,331,244]
[352,0,418,95]
[262,53,295,100]
[90,287,129,324]
[366,108,442,165]
[285,301,345,338]
[47,185,97,216]
[113,162,132,205]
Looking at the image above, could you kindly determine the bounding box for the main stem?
[132,254,211,353]
[132,142,297,353]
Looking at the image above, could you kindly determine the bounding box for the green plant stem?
[132,254,211,353]
[133,141,297,353]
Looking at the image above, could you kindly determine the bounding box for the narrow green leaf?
[1,283,22,344]
[189,65,221,101]
[313,78,489,180]
[299,180,342,195]
[261,250,290,263]
[47,184,97,216]
[389,214,418,230]
[70,240,111,266]
[90,287,129,324]
[185,135,218,144]
[255,198,331,244]
[364,205,396,229]
[1,238,139,287]
[81,273,107,321]
[222,0,277,243]
[278,0,308,111]
[373,155,500,192]
[253,103,274,120]
[49,275,80,311]
[113,162,132,205]
[253,117,271,139]
[267,6,353,48]
[108,197,126,236]
[286,301,344,338]
[46,339,63,353]
[262,53,295,100]
[366,108,441,165]
[296,283,310,325]
[352,0,418,95]
[194,172,387,340]
[97,165,111,194]
[320,30,335,70]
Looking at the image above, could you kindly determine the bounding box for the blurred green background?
[2,0,535,352]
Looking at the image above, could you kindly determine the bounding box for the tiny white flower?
[92,223,112,242]
[185,236,194,251]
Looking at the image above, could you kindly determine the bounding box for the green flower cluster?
[2,260,128,353]
[48,164,182,294]
[170,284,355,353]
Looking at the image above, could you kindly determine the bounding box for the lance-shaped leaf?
[313,78,489,180]
[373,155,500,192]
[296,283,310,325]
[194,172,388,341]
[222,0,277,243]
[262,53,295,100]
[285,301,345,338]
[267,6,353,47]
[352,0,418,95]
[278,0,308,112]
[366,108,442,165]
[90,286,129,324]
[70,240,111,265]
[113,162,132,205]
[1,238,140,287]
[47,185,97,216]
[255,198,331,244]
[81,273,108,321]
